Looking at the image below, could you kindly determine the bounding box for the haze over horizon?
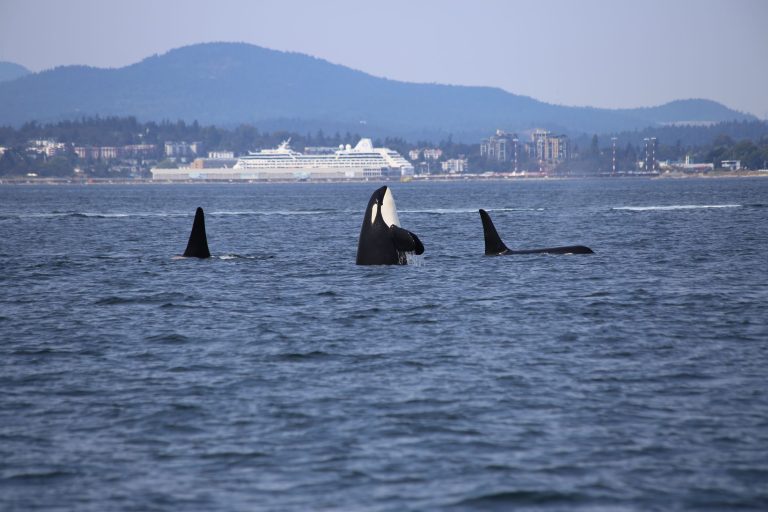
[1,0,767,119]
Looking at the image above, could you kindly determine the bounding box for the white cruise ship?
[151,138,414,181]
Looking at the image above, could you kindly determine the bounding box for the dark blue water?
[1,179,767,511]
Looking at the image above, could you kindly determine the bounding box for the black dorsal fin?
[183,207,211,258]
[479,209,509,255]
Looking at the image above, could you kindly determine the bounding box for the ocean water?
[1,178,767,511]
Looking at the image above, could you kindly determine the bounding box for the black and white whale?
[356,186,424,265]
[182,207,211,258]
[479,209,593,255]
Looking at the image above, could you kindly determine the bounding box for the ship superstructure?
[152,138,414,181]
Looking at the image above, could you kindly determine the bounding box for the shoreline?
[1,171,766,185]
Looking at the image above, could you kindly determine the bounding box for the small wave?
[400,208,475,214]
[492,207,546,212]
[199,450,267,461]
[400,207,544,214]
[276,351,332,362]
[10,348,67,356]
[95,292,192,306]
[452,490,585,507]
[71,212,130,218]
[95,296,136,305]
[159,302,197,309]
[5,210,339,219]
[217,254,274,260]
[4,470,77,481]
[612,204,741,211]
[145,333,190,344]
[5,211,191,219]
[209,210,330,216]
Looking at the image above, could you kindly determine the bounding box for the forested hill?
[0,61,29,82]
[0,43,755,141]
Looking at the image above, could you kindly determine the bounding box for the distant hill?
[0,43,755,141]
[0,62,29,83]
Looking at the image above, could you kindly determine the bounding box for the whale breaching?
[182,207,211,258]
[356,186,424,265]
[479,209,593,255]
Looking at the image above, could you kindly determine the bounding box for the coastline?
[1,170,767,185]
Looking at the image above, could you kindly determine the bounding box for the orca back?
[479,208,594,255]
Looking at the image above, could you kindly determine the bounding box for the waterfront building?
[29,139,67,157]
[643,137,658,172]
[481,130,513,162]
[73,144,156,160]
[122,144,157,157]
[422,148,443,160]
[441,158,468,174]
[99,147,119,160]
[164,141,200,158]
[208,150,235,159]
[190,157,238,169]
[659,156,714,172]
[531,129,569,164]
[74,146,101,160]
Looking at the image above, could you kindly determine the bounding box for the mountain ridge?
[0,43,754,141]
[0,61,30,83]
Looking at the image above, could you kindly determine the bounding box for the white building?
[165,141,200,158]
[441,158,468,174]
[208,151,235,159]
[532,129,568,163]
[29,139,67,157]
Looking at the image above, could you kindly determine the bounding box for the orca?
[356,186,424,265]
[479,209,593,255]
[182,207,211,258]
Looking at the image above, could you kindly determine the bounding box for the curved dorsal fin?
[183,207,211,258]
[479,209,509,255]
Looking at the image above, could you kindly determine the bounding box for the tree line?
[1,116,767,177]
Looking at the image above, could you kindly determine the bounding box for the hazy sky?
[1,0,766,118]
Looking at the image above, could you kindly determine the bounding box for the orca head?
[357,186,423,265]
[368,185,401,228]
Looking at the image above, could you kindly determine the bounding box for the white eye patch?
[370,203,379,224]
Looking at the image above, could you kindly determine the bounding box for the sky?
[1,0,767,118]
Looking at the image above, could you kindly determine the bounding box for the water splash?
[612,204,741,211]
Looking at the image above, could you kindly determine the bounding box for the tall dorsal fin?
[183,207,211,258]
[479,209,509,255]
